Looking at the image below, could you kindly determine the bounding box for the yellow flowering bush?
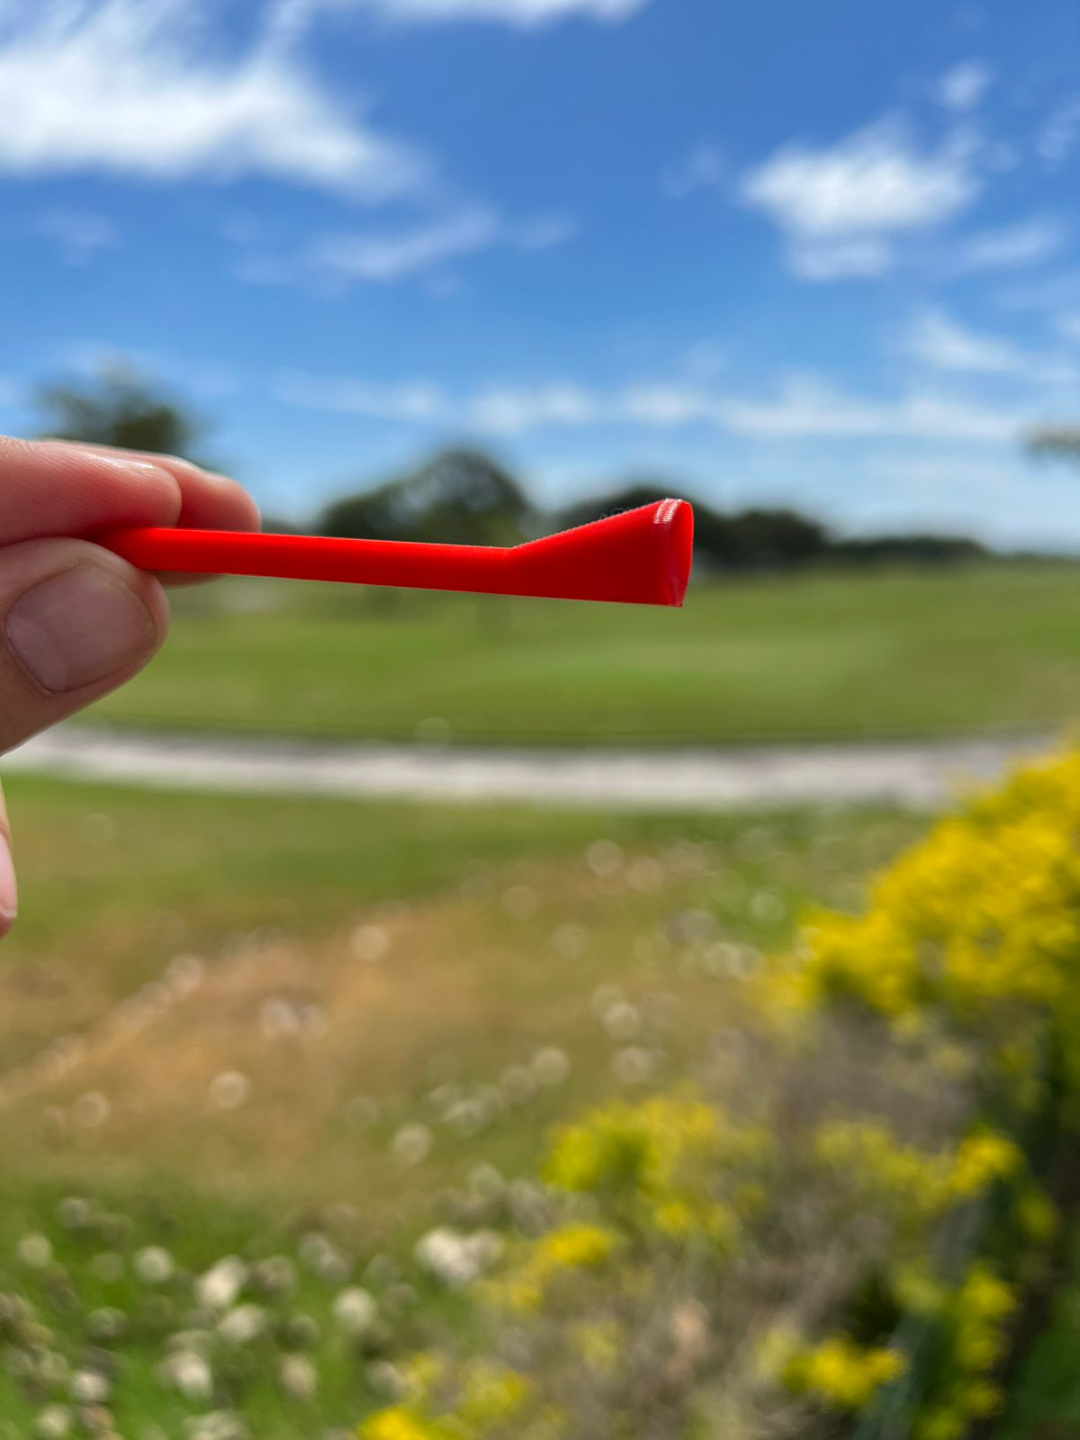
[360,750,1080,1440]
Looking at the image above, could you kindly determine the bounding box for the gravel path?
[1,724,1054,810]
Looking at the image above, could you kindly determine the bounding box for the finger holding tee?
[0,437,260,934]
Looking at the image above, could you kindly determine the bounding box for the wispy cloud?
[37,209,120,265]
[275,365,1027,444]
[935,59,994,113]
[902,309,1026,373]
[1038,94,1080,169]
[272,0,648,32]
[788,238,892,281]
[901,307,1080,389]
[0,0,425,196]
[954,216,1065,272]
[661,143,724,199]
[740,119,980,278]
[242,207,576,286]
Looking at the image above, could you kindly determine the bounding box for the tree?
[558,484,831,571]
[35,365,214,466]
[319,448,533,546]
[1027,425,1080,463]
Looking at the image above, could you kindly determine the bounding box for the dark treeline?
[24,368,990,572]
[316,450,987,572]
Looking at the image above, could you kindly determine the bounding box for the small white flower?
[331,1287,377,1337]
[70,1370,109,1404]
[134,1246,174,1285]
[208,1071,250,1110]
[184,1410,247,1440]
[414,1227,503,1289]
[279,1353,318,1402]
[34,1405,72,1439]
[18,1233,52,1269]
[217,1304,267,1346]
[73,1091,110,1127]
[197,1257,247,1311]
[55,1197,91,1230]
[250,1255,296,1295]
[391,1123,432,1167]
[602,1001,642,1042]
[366,1360,405,1399]
[87,1307,127,1341]
[298,1232,350,1283]
[612,1046,655,1086]
[349,923,389,963]
[531,1046,571,1088]
[499,1064,535,1105]
[586,838,624,877]
[160,1350,213,1402]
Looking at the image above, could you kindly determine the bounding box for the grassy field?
[84,561,1080,745]
[0,774,925,1435]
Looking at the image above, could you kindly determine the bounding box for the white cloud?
[37,208,120,264]
[901,308,1080,393]
[716,376,1019,443]
[0,0,424,196]
[275,366,1026,444]
[935,59,994,113]
[276,371,445,420]
[254,208,576,286]
[273,0,646,30]
[902,309,1025,374]
[955,216,1065,272]
[740,120,979,277]
[1058,313,1080,342]
[310,210,501,282]
[788,237,893,281]
[662,143,724,199]
[1038,94,1080,168]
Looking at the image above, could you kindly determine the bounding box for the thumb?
[0,539,168,938]
[0,536,168,750]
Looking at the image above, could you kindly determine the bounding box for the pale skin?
[0,435,261,936]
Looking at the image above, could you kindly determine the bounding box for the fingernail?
[0,833,17,923]
[5,564,159,694]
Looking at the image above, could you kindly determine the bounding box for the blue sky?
[1,0,1080,544]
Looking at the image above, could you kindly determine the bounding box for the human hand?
[0,436,260,933]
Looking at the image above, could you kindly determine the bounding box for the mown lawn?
[0,775,927,1436]
[86,561,1080,745]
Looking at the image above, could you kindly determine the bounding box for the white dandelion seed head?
[331,1287,377,1336]
[391,1124,432,1167]
[349,923,390,964]
[208,1071,250,1110]
[17,1234,53,1269]
[531,1046,571,1087]
[197,1257,247,1311]
[134,1246,175,1285]
[279,1352,318,1402]
[217,1304,267,1346]
[601,1001,642,1043]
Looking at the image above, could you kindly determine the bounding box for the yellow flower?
[784,1335,906,1410]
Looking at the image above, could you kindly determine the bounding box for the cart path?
[0,724,1056,810]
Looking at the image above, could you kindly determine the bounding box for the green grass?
[996,1222,1080,1438]
[0,776,926,1435]
[85,561,1080,744]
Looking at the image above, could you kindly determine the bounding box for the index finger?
[42,440,260,533]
